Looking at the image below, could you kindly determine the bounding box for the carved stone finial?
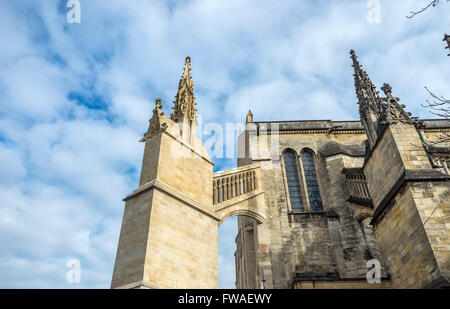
[381,83,401,103]
[379,83,413,126]
[246,110,253,124]
[381,83,392,97]
[171,57,197,123]
[182,56,192,79]
[140,98,168,142]
[156,97,163,110]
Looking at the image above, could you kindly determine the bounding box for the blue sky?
[0,0,448,288]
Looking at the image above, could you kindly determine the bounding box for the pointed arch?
[300,148,323,212]
[282,149,304,212]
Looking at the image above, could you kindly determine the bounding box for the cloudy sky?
[0,0,448,289]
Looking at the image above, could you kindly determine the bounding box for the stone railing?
[428,147,450,175]
[343,168,373,207]
[213,164,260,205]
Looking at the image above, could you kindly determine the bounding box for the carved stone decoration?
[171,56,197,123]
[140,98,168,142]
[412,117,425,130]
[379,83,414,125]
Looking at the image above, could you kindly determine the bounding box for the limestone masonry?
[111,52,450,289]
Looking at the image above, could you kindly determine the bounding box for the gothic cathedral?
[111,51,450,289]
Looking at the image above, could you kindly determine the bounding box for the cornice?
[123,179,220,221]
[258,129,366,135]
[213,163,260,178]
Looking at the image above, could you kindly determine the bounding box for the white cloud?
[0,0,448,289]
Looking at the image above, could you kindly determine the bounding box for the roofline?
[254,119,353,123]
[252,118,450,124]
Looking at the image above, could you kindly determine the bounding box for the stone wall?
[363,121,449,288]
[291,213,338,275]
[111,189,154,288]
[235,216,258,288]
[235,120,387,288]
[156,132,214,206]
[364,126,405,208]
[410,182,450,286]
[112,117,219,288]
[142,189,218,288]
[373,183,441,288]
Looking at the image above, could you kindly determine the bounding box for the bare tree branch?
[406,2,450,146]
[421,87,450,146]
[407,0,449,18]
[423,87,450,118]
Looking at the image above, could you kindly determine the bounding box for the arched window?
[301,149,323,212]
[283,150,304,212]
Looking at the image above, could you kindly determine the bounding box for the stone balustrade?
[343,168,372,207]
[213,164,260,205]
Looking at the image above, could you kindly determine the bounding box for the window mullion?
[301,149,324,212]
[297,152,310,212]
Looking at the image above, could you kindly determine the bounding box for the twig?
[407,0,449,18]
